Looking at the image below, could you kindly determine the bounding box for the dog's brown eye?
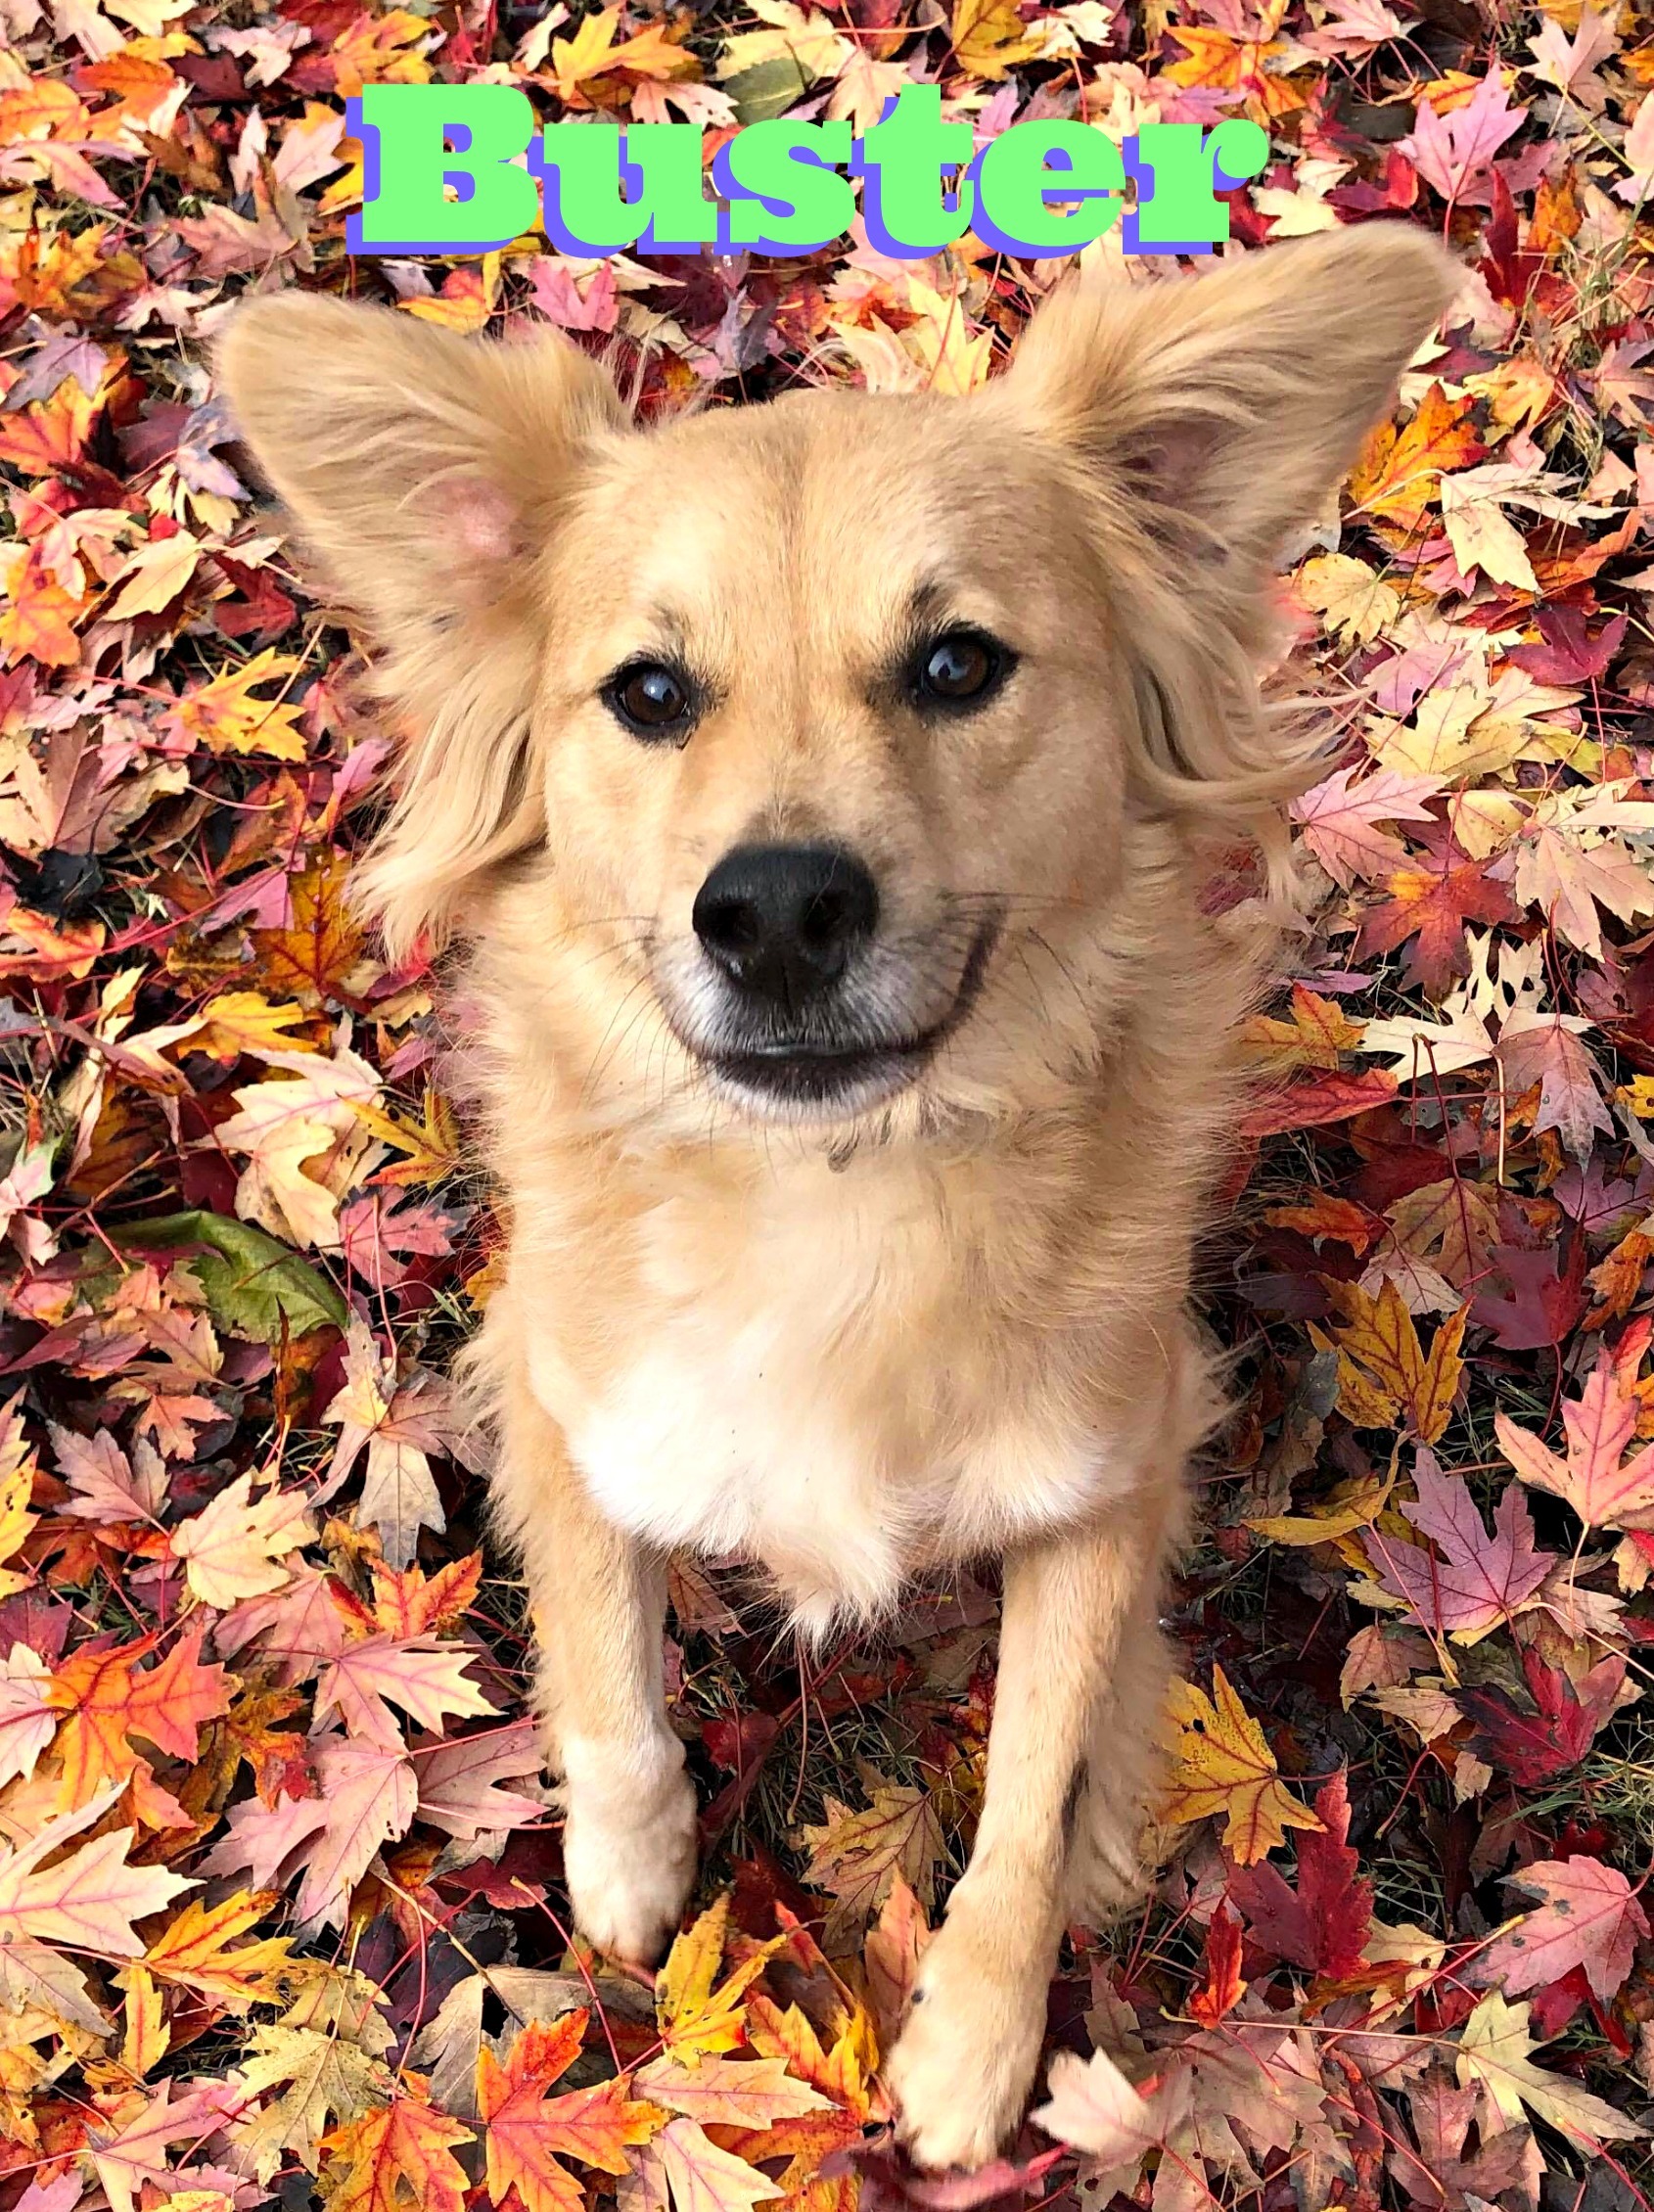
[607,661,695,738]
[917,630,1007,709]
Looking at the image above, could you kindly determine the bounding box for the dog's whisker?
[578,973,660,1106]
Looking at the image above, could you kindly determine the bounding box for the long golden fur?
[219,227,1457,2170]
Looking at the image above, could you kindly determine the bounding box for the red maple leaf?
[1455,1650,1627,1784]
[1227,1770,1372,1978]
[1355,842,1517,1000]
[1240,1068,1398,1138]
[1504,606,1627,685]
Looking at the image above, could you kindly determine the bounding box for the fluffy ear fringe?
[216,295,629,961]
[994,228,1461,850]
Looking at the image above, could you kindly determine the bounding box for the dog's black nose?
[693,844,879,1005]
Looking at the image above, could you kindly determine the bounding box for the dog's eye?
[916,630,1009,709]
[606,661,695,739]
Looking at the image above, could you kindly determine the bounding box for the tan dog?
[220,227,1455,2170]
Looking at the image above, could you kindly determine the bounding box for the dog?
[219,225,1456,2170]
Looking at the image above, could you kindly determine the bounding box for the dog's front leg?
[886,1494,1172,2170]
[497,1365,697,1965]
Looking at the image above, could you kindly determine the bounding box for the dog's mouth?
[680,918,999,1116]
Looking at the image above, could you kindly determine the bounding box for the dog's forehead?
[572,390,1070,632]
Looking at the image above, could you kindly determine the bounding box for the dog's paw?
[885,1916,1047,2171]
[560,1740,698,1967]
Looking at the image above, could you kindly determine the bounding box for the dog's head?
[219,232,1454,1135]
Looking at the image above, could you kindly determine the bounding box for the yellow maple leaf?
[1315,1279,1468,1445]
[1296,553,1401,647]
[140,1890,298,2009]
[350,1088,462,1188]
[318,133,366,217]
[170,1472,311,1609]
[1247,1465,1394,1547]
[193,992,316,1062]
[330,9,432,94]
[1461,353,1560,435]
[161,649,305,761]
[118,1963,168,2079]
[658,1895,787,2060]
[717,1,850,84]
[1457,1990,1645,2145]
[800,1778,944,1947]
[102,530,201,623]
[900,279,992,396]
[950,0,1049,78]
[127,991,316,1074]
[0,1398,38,1599]
[1162,1666,1323,1864]
[551,4,620,94]
[606,20,701,79]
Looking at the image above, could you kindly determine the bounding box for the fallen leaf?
[1162,1665,1324,1865]
[1479,1856,1648,2004]
[1365,1449,1553,1643]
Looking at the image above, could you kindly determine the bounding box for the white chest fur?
[525,1147,1136,1633]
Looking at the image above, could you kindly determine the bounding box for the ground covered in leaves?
[0,0,1653,2205]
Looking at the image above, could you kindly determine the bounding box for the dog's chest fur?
[517,1134,1154,1630]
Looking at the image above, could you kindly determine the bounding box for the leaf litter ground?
[1,0,1654,2207]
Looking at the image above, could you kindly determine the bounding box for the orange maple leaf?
[1160,26,1309,120]
[479,2012,665,2212]
[1260,1194,1380,1252]
[1585,1228,1654,1332]
[252,849,368,1008]
[45,1629,233,1811]
[0,79,90,144]
[74,51,181,132]
[404,259,499,334]
[323,2094,474,2212]
[1348,383,1485,537]
[370,1553,482,1636]
[0,551,82,669]
[714,2102,866,2200]
[0,373,100,475]
[1243,983,1366,1071]
[743,1991,875,2116]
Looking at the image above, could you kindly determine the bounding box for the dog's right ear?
[216,294,627,956]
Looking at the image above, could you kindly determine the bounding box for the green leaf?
[725,57,806,124]
[112,1211,347,1344]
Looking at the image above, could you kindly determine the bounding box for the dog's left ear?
[995,227,1458,823]
[1000,226,1459,621]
